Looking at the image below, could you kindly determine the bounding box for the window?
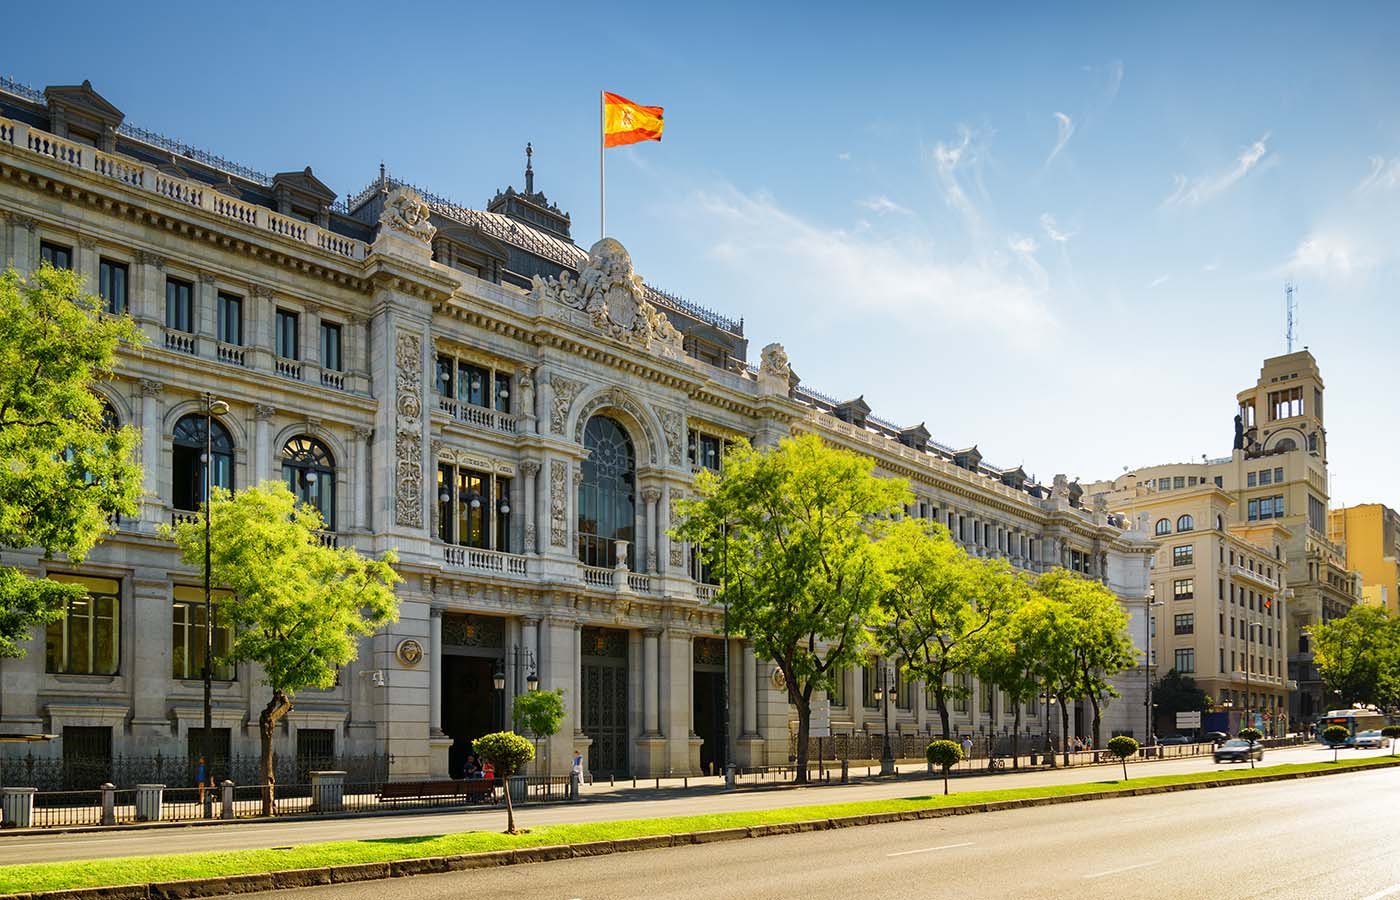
[578,416,636,568]
[830,670,846,708]
[45,574,120,675]
[1219,612,1225,634]
[1259,468,1272,486]
[1157,478,1170,492]
[435,355,454,397]
[863,665,878,709]
[1173,578,1194,600]
[1174,614,1194,635]
[980,681,993,714]
[99,259,128,315]
[689,430,725,472]
[1240,402,1255,427]
[40,241,73,270]
[1173,545,1194,566]
[165,278,194,333]
[898,666,913,711]
[171,414,234,511]
[1174,648,1195,674]
[172,587,234,680]
[1220,648,1226,673]
[494,371,511,413]
[954,673,970,713]
[216,293,242,346]
[1173,476,1185,489]
[1218,579,1224,600]
[319,321,342,371]
[1247,472,1257,487]
[275,309,299,359]
[1176,514,1194,532]
[1155,518,1172,536]
[1269,386,1303,420]
[495,476,512,553]
[457,468,489,549]
[1308,495,1327,533]
[1214,476,1223,488]
[281,436,336,530]
[1274,467,1284,483]
[458,363,489,408]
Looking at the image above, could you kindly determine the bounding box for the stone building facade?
[0,77,1155,783]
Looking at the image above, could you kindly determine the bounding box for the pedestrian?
[961,734,973,764]
[195,755,207,804]
[572,753,584,784]
[482,759,495,781]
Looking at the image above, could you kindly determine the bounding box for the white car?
[1354,729,1385,749]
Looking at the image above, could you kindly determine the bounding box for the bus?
[1317,708,1389,743]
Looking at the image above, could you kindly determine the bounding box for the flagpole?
[599,91,606,240]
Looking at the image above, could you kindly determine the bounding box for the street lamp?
[493,647,539,731]
[874,666,897,776]
[1043,690,1059,766]
[1244,620,1263,734]
[200,393,229,819]
[1145,600,1164,745]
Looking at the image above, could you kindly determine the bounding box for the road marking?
[1360,885,1400,900]
[886,841,974,857]
[1083,861,1156,879]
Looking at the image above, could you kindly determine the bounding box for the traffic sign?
[810,695,832,738]
[1175,711,1202,729]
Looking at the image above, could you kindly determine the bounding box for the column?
[571,466,583,559]
[521,461,540,555]
[643,628,660,734]
[573,623,584,735]
[428,609,443,735]
[642,487,661,574]
[197,272,218,343]
[659,484,674,575]
[351,425,372,532]
[741,643,758,736]
[252,404,275,485]
[129,571,173,736]
[521,617,539,695]
[537,617,577,775]
[138,379,164,526]
[302,304,322,370]
[7,215,36,273]
[132,251,164,344]
[76,237,99,295]
[661,629,696,774]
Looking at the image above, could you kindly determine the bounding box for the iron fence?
[0,752,389,791]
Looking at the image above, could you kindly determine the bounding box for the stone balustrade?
[442,545,528,576]
[436,397,518,434]
[0,114,367,262]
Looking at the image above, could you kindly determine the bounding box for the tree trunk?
[1012,705,1022,770]
[1058,696,1071,767]
[1121,757,1128,781]
[1089,693,1103,750]
[259,690,293,817]
[942,769,949,795]
[935,688,951,740]
[792,686,811,785]
[502,765,517,834]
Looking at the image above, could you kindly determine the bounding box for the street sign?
[1175,711,1202,729]
[810,695,832,738]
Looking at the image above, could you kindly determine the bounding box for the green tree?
[874,519,1015,739]
[674,434,908,784]
[1039,569,1137,750]
[1312,605,1398,710]
[1322,724,1350,763]
[1381,724,1400,757]
[513,688,565,774]
[1015,593,1079,765]
[0,266,142,656]
[1152,669,1211,731]
[925,739,963,795]
[165,483,400,814]
[1107,735,1139,781]
[473,731,535,834]
[976,575,1040,767]
[1237,726,1263,768]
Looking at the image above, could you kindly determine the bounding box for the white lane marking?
[1359,886,1400,900]
[886,841,974,858]
[1084,861,1156,879]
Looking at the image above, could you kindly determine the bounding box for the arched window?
[1274,437,1297,452]
[172,414,233,512]
[1155,518,1172,536]
[1176,514,1194,532]
[281,436,336,529]
[1216,514,1224,531]
[578,416,635,568]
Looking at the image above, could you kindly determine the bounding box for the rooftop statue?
[380,186,436,244]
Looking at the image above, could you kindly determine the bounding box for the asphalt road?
[236,761,1400,900]
[0,743,1387,866]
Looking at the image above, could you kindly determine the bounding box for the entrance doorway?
[581,627,628,778]
[442,655,498,779]
[693,671,725,775]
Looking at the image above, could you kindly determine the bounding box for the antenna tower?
[1285,281,1297,352]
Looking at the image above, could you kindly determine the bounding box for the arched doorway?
[578,415,635,568]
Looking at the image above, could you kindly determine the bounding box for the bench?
[378,779,497,804]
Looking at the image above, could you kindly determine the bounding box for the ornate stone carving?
[1052,473,1070,497]
[669,494,685,567]
[549,460,568,547]
[394,331,424,528]
[250,283,274,299]
[1092,493,1108,515]
[10,215,37,232]
[353,425,374,441]
[134,250,165,269]
[380,186,437,244]
[253,403,276,421]
[760,342,790,378]
[78,236,97,251]
[517,366,536,419]
[198,271,217,285]
[572,389,659,464]
[524,521,537,549]
[529,238,684,359]
[657,408,684,466]
[520,460,541,478]
[641,486,662,505]
[138,378,163,396]
[549,375,582,435]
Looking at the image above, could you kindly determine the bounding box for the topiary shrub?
[1107,735,1139,781]
[1382,725,1400,756]
[925,740,964,795]
[474,731,536,833]
[1238,727,1262,742]
[1322,724,1351,764]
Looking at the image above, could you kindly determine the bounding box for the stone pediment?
[44,80,124,128]
[529,238,684,360]
[272,166,337,204]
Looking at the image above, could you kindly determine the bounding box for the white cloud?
[1040,212,1075,243]
[1045,112,1075,166]
[1146,274,1170,289]
[1164,134,1271,207]
[836,151,851,162]
[1105,60,1124,102]
[1357,155,1400,192]
[1285,233,1373,279]
[931,127,982,227]
[858,195,912,215]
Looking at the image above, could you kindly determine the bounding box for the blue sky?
[7,2,1399,505]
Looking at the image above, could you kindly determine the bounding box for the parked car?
[1159,735,1192,745]
[1214,739,1264,763]
[1354,730,1385,749]
[1204,731,1230,747]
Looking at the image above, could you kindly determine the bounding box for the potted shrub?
[1382,725,1400,757]
[1237,727,1263,769]
[925,740,964,796]
[1322,724,1351,764]
[1107,735,1139,781]
[473,731,536,834]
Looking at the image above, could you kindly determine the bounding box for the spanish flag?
[603,92,664,148]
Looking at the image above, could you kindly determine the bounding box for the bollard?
[310,771,346,814]
[570,771,581,801]
[221,780,235,820]
[683,776,688,789]
[1,787,36,828]
[610,774,615,787]
[725,763,736,789]
[101,782,116,826]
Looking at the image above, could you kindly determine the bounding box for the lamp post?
[1043,689,1059,767]
[874,666,897,776]
[200,394,229,819]
[492,647,539,732]
[1221,698,1234,735]
[1244,620,1262,734]
[720,519,733,784]
[1144,600,1164,746]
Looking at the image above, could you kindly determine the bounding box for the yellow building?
[1329,504,1400,614]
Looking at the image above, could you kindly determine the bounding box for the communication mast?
[1285,281,1297,352]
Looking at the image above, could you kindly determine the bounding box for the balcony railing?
[163,329,197,355]
[695,583,719,602]
[275,358,304,381]
[626,572,653,593]
[170,510,200,528]
[1231,564,1279,590]
[320,369,346,390]
[216,342,247,367]
[442,545,528,576]
[313,530,338,548]
[0,114,367,262]
[582,566,613,588]
[436,397,517,434]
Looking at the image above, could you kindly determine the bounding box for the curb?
[8,758,1398,900]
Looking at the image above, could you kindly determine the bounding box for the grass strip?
[3,755,1396,894]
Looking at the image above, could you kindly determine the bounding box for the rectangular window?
[1219,612,1225,635]
[1218,579,1224,600]
[459,363,489,408]
[1247,472,1258,487]
[1214,476,1224,488]
[1173,545,1194,566]
[456,468,489,549]
[1173,578,1194,601]
[1259,469,1272,486]
[1173,476,1185,489]
[1269,386,1303,420]
[40,241,73,270]
[216,293,242,346]
[165,278,194,333]
[954,673,970,713]
[863,665,878,709]
[436,464,453,543]
[1174,648,1195,674]
[1248,499,1259,521]
[1274,467,1284,483]
[1174,613,1194,635]
[435,355,454,397]
[494,476,511,553]
[1308,495,1327,533]
[275,309,299,359]
[494,371,511,413]
[44,574,120,675]
[98,258,128,315]
[898,667,913,711]
[1157,478,1170,491]
[1220,648,1226,673]
[320,321,342,371]
[171,587,234,680]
